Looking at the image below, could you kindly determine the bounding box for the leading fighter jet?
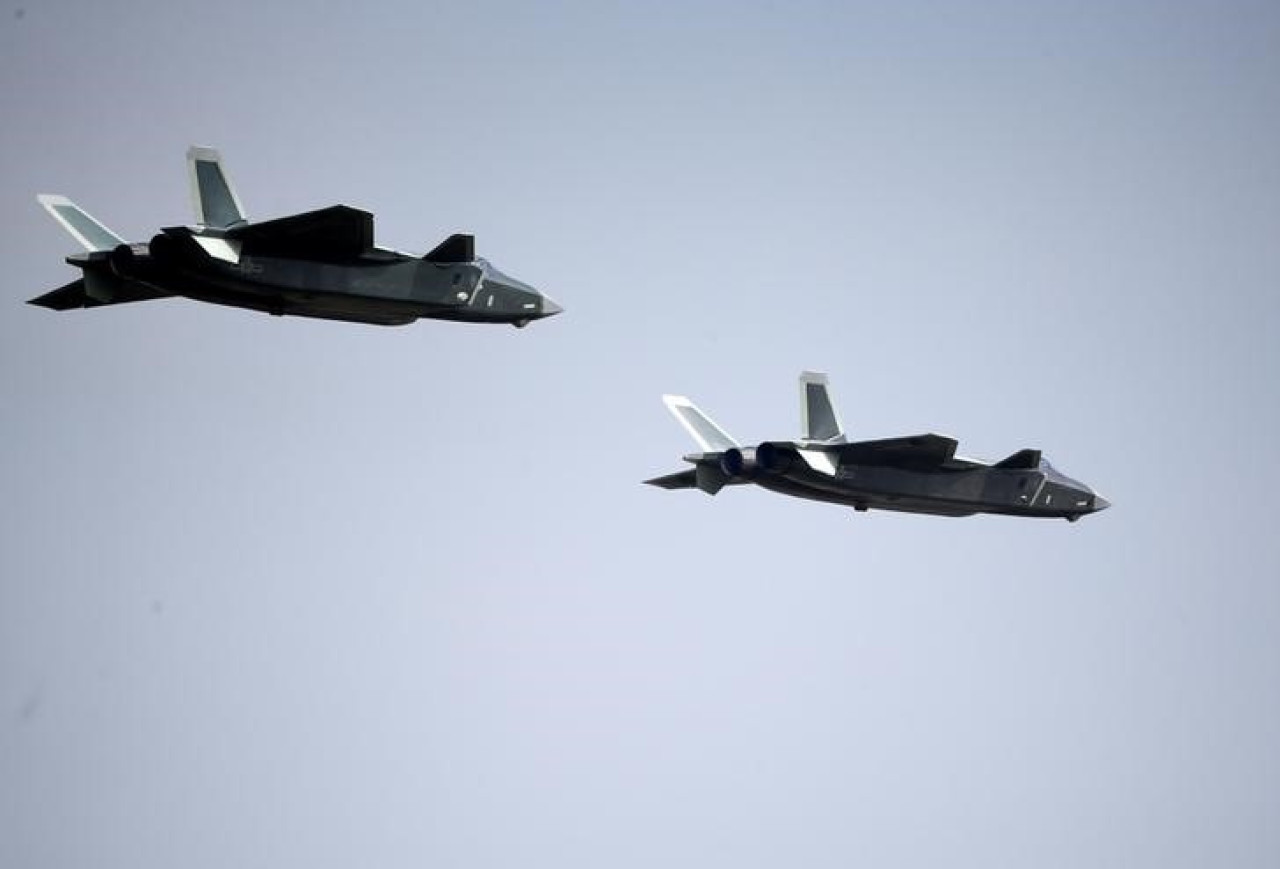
[647,372,1109,521]
[29,146,561,327]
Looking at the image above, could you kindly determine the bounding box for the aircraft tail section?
[645,469,698,490]
[644,463,737,496]
[37,195,124,252]
[28,272,172,310]
[28,277,93,310]
[187,145,247,229]
[661,394,739,453]
[800,371,846,444]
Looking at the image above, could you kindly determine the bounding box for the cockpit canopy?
[476,257,539,295]
[1039,458,1091,493]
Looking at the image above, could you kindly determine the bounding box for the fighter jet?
[29,146,561,327]
[647,372,1109,521]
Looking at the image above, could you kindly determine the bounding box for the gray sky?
[2,1,1278,867]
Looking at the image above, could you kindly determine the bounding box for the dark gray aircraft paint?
[647,372,1109,522]
[30,146,562,328]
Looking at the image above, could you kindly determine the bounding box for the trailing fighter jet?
[29,146,561,327]
[646,372,1109,521]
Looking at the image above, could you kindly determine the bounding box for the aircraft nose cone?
[1093,495,1111,512]
[540,296,563,317]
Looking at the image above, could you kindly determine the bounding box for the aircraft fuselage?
[65,231,559,327]
[750,458,1104,520]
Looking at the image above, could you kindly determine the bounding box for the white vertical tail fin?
[187,145,247,229]
[661,395,740,452]
[37,195,124,252]
[800,371,846,443]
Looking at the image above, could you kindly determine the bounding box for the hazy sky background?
[2,1,1278,867]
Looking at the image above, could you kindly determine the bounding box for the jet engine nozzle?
[756,441,795,473]
[109,243,136,277]
[720,447,760,479]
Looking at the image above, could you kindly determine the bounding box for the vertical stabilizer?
[37,195,124,251]
[661,395,740,453]
[187,146,247,229]
[799,371,846,443]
